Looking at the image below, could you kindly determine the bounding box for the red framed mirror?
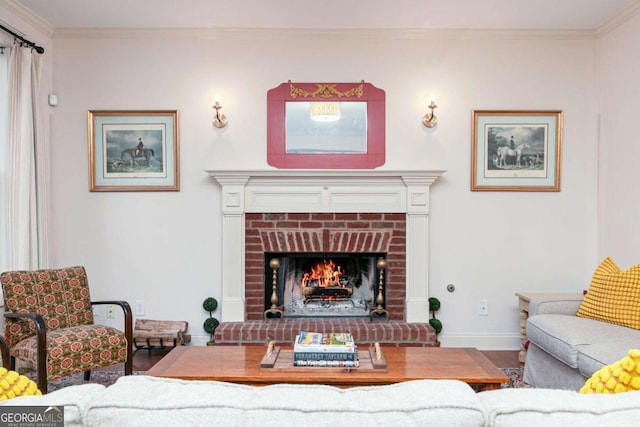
[267,81,385,169]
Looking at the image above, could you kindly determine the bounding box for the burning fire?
[301,259,343,288]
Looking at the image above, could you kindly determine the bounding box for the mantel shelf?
[206,169,446,179]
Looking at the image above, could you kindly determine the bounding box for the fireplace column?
[403,176,438,323]
[215,174,249,322]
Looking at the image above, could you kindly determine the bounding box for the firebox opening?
[264,252,386,318]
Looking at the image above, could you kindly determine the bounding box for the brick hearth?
[215,319,437,347]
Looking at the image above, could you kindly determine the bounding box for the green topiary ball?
[203,317,220,334]
[202,297,218,313]
[428,297,441,312]
[429,318,443,334]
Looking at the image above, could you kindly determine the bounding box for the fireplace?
[247,212,404,320]
[265,252,385,318]
[208,170,444,324]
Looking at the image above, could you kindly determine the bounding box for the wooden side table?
[515,292,582,365]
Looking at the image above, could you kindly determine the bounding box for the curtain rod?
[0,23,45,54]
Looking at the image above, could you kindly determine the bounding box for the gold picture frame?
[88,110,179,192]
[471,110,562,192]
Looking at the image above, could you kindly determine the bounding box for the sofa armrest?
[528,295,584,317]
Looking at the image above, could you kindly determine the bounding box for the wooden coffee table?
[146,345,509,391]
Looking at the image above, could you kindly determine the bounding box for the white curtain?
[5,43,48,270]
[0,47,9,272]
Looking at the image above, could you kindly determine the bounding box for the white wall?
[2,18,606,347]
[45,29,599,348]
[597,12,640,268]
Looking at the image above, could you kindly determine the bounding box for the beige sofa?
[523,295,640,390]
[2,375,640,426]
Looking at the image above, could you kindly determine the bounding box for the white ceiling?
[13,0,640,31]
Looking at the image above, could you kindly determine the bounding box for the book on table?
[293,331,356,354]
[293,351,357,361]
[293,331,360,367]
[293,359,359,367]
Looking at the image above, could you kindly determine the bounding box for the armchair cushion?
[12,325,128,380]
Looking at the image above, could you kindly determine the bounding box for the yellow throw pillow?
[580,349,640,393]
[0,367,41,400]
[576,257,640,330]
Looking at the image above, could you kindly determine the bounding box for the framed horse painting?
[471,110,563,192]
[88,110,180,191]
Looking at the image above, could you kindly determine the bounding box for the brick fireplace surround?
[208,170,444,347]
[244,212,405,320]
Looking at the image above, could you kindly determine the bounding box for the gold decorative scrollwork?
[290,83,364,99]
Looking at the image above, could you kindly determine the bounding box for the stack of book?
[293,331,359,367]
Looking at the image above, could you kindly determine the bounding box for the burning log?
[300,259,353,300]
[303,286,353,299]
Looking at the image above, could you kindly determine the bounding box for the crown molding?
[52,27,596,42]
[0,0,53,37]
[597,0,640,37]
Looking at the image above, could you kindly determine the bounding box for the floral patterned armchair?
[1,266,132,393]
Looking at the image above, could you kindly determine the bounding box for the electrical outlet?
[106,305,115,319]
[478,299,489,316]
[135,300,145,316]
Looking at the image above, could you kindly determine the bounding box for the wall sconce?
[422,98,438,128]
[212,98,228,128]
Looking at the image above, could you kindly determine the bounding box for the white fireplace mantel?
[207,169,445,323]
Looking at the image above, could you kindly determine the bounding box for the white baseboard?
[438,333,521,351]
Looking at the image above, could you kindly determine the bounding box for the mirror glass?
[285,101,367,154]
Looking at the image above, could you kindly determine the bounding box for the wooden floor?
[132,349,172,371]
[127,348,521,371]
[482,351,520,369]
